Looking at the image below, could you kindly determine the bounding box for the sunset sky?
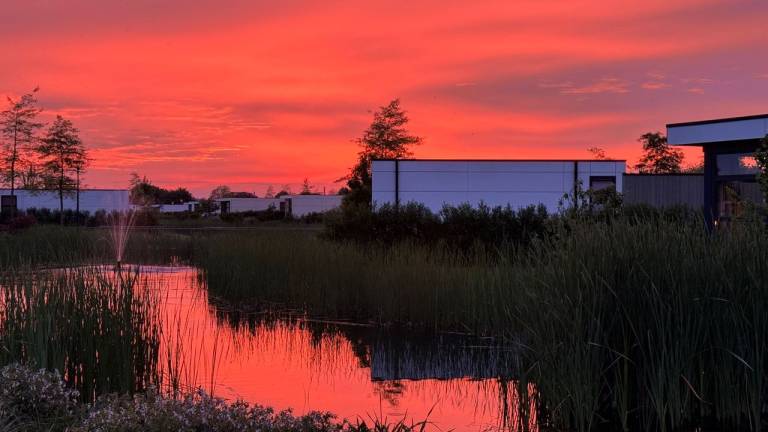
[2,0,767,197]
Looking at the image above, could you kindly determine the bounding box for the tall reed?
[0,265,162,401]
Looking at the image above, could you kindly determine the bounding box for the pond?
[144,266,531,431]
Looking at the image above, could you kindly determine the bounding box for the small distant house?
[282,195,343,218]
[0,189,130,215]
[214,197,283,214]
[214,195,342,218]
[157,201,199,213]
[667,113,767,224]
[372,159,626,213]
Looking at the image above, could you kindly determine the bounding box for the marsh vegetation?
[1,209,767,431]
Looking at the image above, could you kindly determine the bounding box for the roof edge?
[667,113,768,128]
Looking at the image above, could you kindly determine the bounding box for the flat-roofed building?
[215,195,342,218]
[214,197,283,214]
[372,159,626,213]
[667,113,767,224]
[0,189,129,214]
[283,195,343,218]
[157,201,199,213]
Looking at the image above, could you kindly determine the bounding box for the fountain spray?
[109,210,137,270]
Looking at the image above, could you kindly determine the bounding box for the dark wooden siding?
[623,174,704,209]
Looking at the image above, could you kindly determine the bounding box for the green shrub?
[324,202,550,249]
[219,206,287,224]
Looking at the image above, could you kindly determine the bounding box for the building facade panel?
[288,195,342,217]
[467,172,571,192]
[372,160,625,213]
[398,171,469,192]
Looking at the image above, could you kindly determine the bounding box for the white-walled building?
[214,197,283,214]
[372,159,626,213]
[0,189,130,214]
[157,201,200,213]
[215,195,342,218]
[283,195,343,217]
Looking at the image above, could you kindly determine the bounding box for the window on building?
[717,180,763,220]
[589,176,616,191]
[1,195,17,214]
[716,153,759,176]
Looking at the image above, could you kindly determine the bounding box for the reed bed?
[0,226,195,267]
[196,219,768,431]
[0,265,163,401]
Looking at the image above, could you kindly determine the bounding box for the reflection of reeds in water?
[0,265,161,401]
[210,306,534,431]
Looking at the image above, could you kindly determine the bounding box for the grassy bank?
[196,219,768,431]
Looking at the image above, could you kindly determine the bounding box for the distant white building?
[214,197,283,214]
[0,189,130,214]
[215,195,342,218]
[283,195,343,218]
[372,159,626,213]
[157,201,200,213]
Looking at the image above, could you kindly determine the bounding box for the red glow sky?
[2,0,768,197]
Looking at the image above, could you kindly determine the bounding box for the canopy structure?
[667,114,767,224]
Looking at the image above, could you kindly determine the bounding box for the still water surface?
[146,266,530,431]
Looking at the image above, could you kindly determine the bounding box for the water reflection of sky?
[144,266,533,432]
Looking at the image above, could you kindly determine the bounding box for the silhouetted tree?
[1,88,43,196]
[71,144,90,217]
[682,159,704,174]
[209,185,232,200]
[17,162,45,190]
[634,132,684,173]
[341,99,422,206]
[275,184,291,198]
[587,147,608,160]
[163,188,194,203]
[37,115,86,224]
[300,178,313,195]
[265,185,275,198]
[129,173,159,205]
[130,174,193,206]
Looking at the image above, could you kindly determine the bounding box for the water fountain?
[109,210,137,269]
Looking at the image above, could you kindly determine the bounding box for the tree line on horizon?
[0,88,90,223]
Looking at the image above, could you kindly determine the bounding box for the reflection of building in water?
[213,309,519,382]
[208,310,529,430]
[349,329,519,382]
